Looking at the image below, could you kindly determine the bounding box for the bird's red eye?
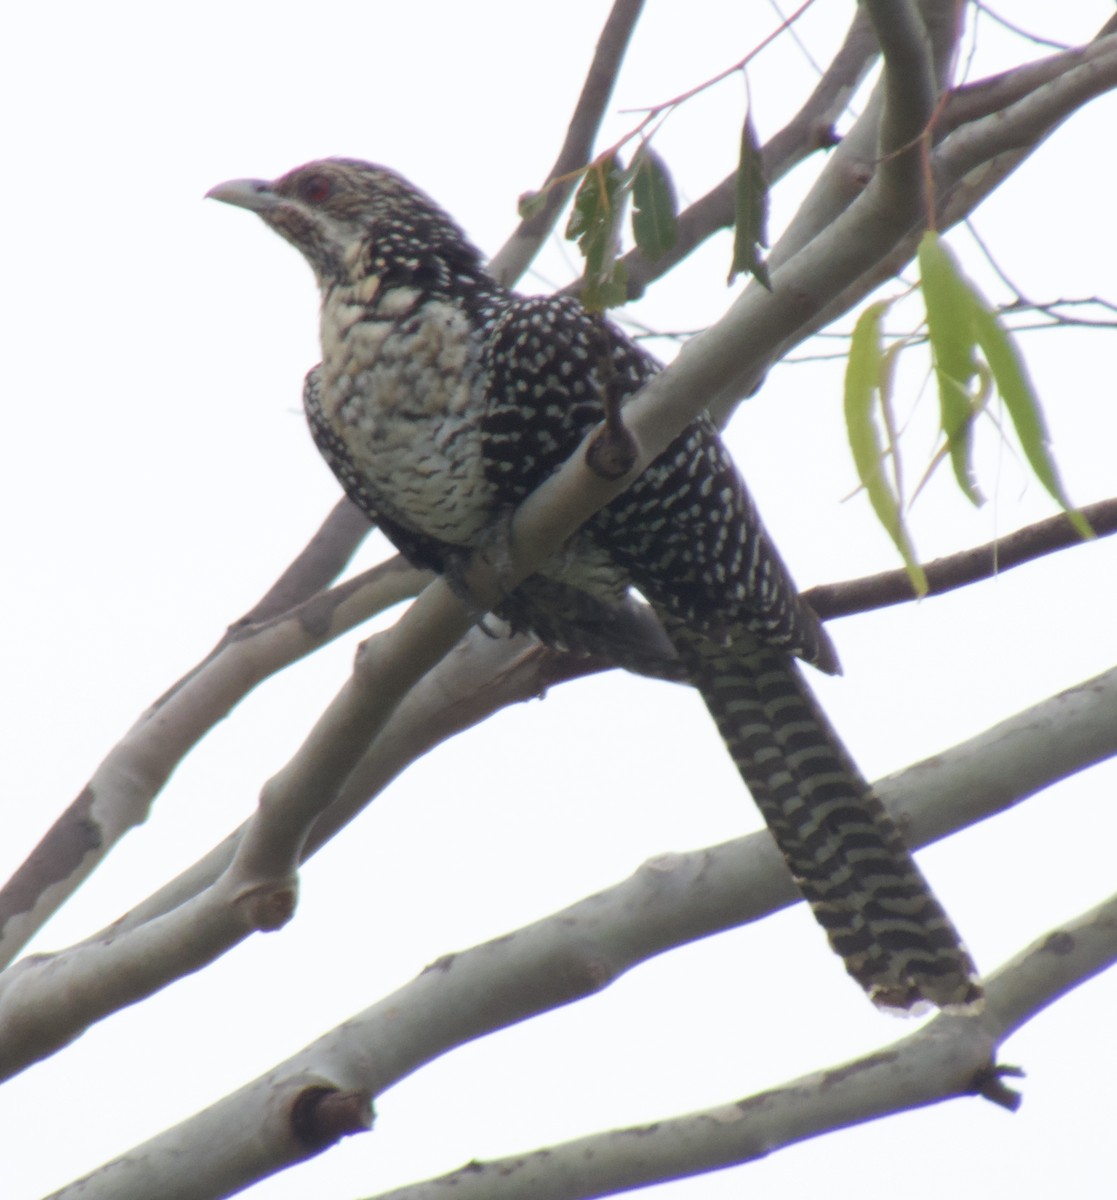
[299,174,334,204]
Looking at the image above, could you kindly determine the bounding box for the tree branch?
[6,659,1115,1089]
[41,701,1117,1198]
[0,551,430,971]
[365,891,1117,1200]
[941,39,1106,136]
[706,25,1117,416]
[806,496,1117,620]
[5,459,1110,980]
[228,497,370,628]
[488,0,645,286]
[29,479,1116,953]
[934,31,1117,214]
[863,0,938,202]
[15,13,1108,979]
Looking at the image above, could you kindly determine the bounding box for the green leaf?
[970,302,1093,539]
[566,157,627,312]
[918,232,983,506]
[728,108,771,289]
[845,302,928,594]
[919,231,1090,538]
[878,336,909,503]
[631,147,677,262]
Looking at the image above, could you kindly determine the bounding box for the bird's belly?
[333,396,495,546]
[319,302,498,547]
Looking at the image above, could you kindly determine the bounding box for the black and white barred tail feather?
[668,622,981,1010]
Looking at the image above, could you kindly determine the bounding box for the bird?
[208,157,981,1012]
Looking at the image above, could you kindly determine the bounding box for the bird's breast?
[316,285,496,546]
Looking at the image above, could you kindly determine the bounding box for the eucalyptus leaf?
[631,148,678,262]
[845,302,927,593]
[971,303,1093,538]
[728,108,771,289]
[918,232,983,505]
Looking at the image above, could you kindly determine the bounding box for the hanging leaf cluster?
[559,98,773,311]
[845,232,1091,589]
[920,232,1089,537]
[563,147,678,312]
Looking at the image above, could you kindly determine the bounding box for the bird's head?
[207,157,486,291]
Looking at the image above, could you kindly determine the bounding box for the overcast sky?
[3,3,1117,1198]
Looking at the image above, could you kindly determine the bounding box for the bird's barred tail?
[668,623,982,1012]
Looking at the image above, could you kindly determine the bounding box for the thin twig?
[973,2,1074,52]
[805,496,1117,620]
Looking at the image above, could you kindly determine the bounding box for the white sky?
[2,3,1117,1198]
